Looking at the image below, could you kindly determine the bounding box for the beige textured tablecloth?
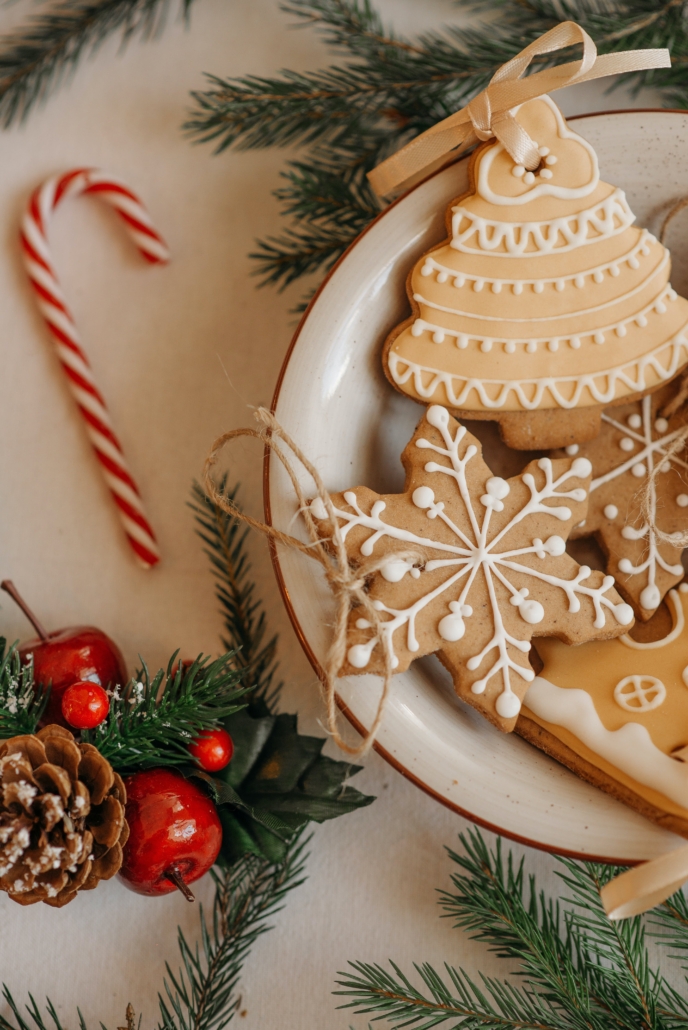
[0,2,665,1026]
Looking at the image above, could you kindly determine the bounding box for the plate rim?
[264,108,688,864]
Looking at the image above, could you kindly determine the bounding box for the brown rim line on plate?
[264,108,688,864]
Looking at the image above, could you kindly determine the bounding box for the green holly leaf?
[215,699,374,863]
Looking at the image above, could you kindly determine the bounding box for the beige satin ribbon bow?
[601,843,688,920]
[368,21,670,198]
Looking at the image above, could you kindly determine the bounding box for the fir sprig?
[84,652,247,773]
[0,640,47,738]
[158,834,308,1030]
[188,0,688,291]
[336,828,688,1030]
[0,0,197,128]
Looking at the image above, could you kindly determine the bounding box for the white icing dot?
[570,336,581,349]
[512,164,525,178]
[613,603,635,626]
[492,281,502,294]
[533,282,544,294]
[545,154,557,165]
[538,146,549,156]
[513,282,523,295]
[594,271,604,284]
[474,279,484,292]
[411,321,423,337]
[454,275,465,288]
[381,559,415,583]
[632,463,647,477]
[610,265,620,277]
[504,341,516,353]
[480,339,493,353]
[348,643,373,669]
[574,275,585,288]
[683,667,688,688]
[636,315,648,328]
[309,497,328,520]
[457,334,468,349]
[355,619,371,630]
[526,340,537,353]
[655,417,669,433]
[640,584,661,610]
[670,288,678,301]
[571,457,592,478]
[548,339,559,352]
[438,614,465,642]
[555,280,565,291]
[604,505,618,520]
[539,168,553,180]
[544,535,566,556]
[619,437,635,452]
[412,486,435,509]
[629,256,639,269]
[677,494,688,507]
[437,271,448,284]
[432,331,445,344]
[594,331,605,344]
[420,262,433,277]
[496,692,521,719]
[656,301,667,314]
[426,405,449,429]
[523,171,535,185]
[565,444,579,456]
[627,414,642,429]
[616,324,627,337]
[659,461,671,473]
[480,477,510,511]
[520,598,545,624]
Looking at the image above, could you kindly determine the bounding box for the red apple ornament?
[189,727,234,772]
[1,580,127,727]
[62,680,110,729]
[119,768,222,900]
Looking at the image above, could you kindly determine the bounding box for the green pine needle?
[0,0,197,127]
[0,640,47,738]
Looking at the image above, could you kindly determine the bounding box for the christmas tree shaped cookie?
[555,383,688,620]
[309,405,633,732]
[521,586,688,837]
[383,95,688,450]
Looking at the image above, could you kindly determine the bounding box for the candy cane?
[20,168,169,569]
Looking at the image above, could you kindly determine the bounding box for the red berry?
[119,769,222,898]
[189,727,234,772]
[61,680,110,729]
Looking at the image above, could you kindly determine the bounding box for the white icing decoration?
[325,407,630,717]
[590,401,688,609]
[683,666,688,688]
[388,332,688,410]
[619,438,635,452]
[613,674,666,712]
[539,169,553,180]
[604,505,618,520]
[381,559,418,583]
[677,494,688,507]
[512,165,525,178]
[451,188,633,257]
[310,497,328,520]
[545,154,557,165]
[565,445,579,456]
[408,281,674,354]
[476,97,599,206]
[524,676,688,809]
[621,588,684,649]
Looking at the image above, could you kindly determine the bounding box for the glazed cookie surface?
[308,405,633,732]
[383,96,688,449]
[521,586,688,838]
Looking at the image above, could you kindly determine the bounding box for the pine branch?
[0,0,197,128]
[157,833,308,1030]
[190,480,281,707]
[84,651,247,773]
[188,0,688,292]
[0,641,47,738]
[337,828,688,1030]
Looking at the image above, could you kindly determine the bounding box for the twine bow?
[368,21,670,198]
[204,408,422,757]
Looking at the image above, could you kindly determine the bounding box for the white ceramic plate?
[266,110,688,862]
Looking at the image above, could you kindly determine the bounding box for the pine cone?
[0,725,128,907]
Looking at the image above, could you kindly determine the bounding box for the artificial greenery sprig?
[337,828,688,1030]
[188,0,688,292]
[0,640,47,738]
[84,652,248,773]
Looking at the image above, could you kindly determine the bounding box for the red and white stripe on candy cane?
[20,168,169,569]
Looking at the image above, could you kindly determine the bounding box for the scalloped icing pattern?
[388,332,688,411]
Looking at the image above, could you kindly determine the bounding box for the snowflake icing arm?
[309,405,634,731]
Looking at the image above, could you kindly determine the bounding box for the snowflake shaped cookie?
[310,405,634,732]
[559,385,688,619]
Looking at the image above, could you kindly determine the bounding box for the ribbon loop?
[368,21,670,198]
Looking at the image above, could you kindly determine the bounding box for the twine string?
[203,408,422,756]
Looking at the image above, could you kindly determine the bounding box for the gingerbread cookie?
[521,586,688,838]
[382,95,688,450]
[555,384,688,619]
[309,405,633,732]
